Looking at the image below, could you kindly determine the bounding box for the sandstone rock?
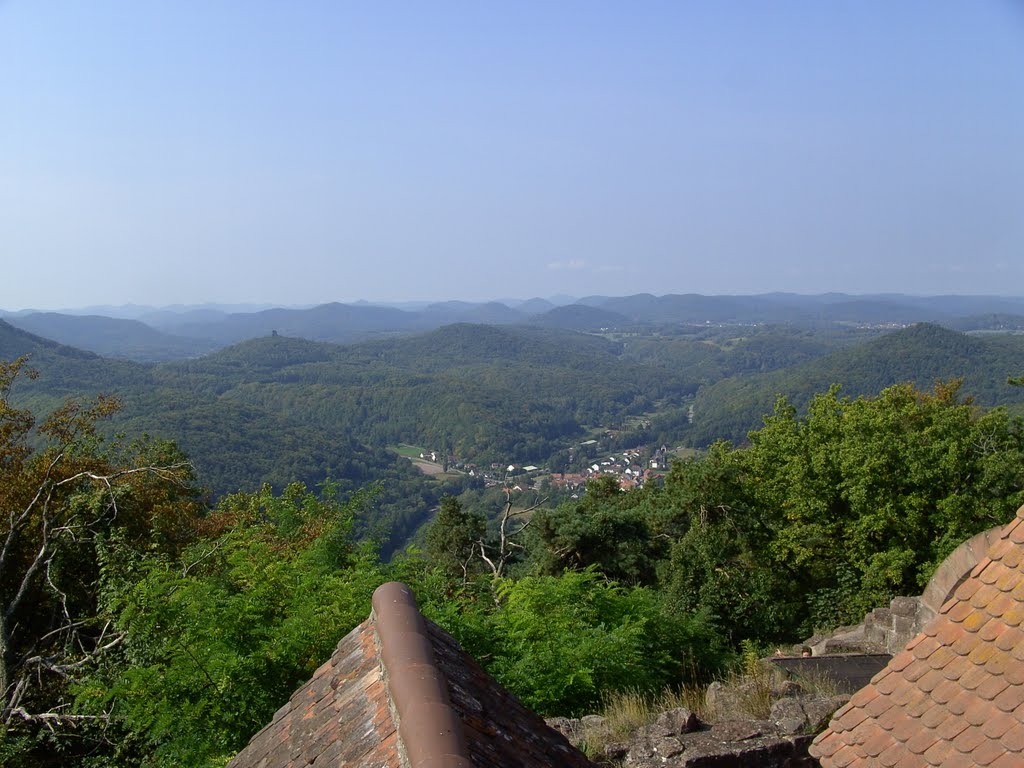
[770,694,851,735]
[652,707,701,736]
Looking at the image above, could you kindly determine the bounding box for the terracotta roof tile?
[981,711,1018,740]
[879,742,906,767]
[903,659,931,683]
[926,646,958,671]
[949,632,977,656]
[913,637,943,659]
[945,600,974,623]
[994,626,1024,652]
[976,674,1011,702]
[1001,546,1023,570]
[811,504,1024,768]
[971,738,1009,766]
[922,738,956,765]
[904,728,941,755]
[916,669,946,693]
[964,699,996,728]
[1000,722,1024,751]
[962,610,991,633]
[945,690,973,716]
[890,650,916,672]
[992,750,1024,768]
[1001,605,1024,627]
[930,679,960,705]
[952,578,979,602]
[1009,522,1024,545]
[979,619,1009,644]
[228,583,594,768]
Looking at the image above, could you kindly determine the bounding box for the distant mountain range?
[3,293,1024,362]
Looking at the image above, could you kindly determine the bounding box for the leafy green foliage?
[80,484,385,768]
[415,570,725,717]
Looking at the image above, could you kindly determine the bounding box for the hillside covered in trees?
[3,347,1024,767]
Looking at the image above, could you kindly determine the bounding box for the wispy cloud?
[547,259,586,271]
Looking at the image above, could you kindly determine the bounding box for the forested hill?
[686,323,1024,445]
[0,320,456,550]
[153,324,699,466]
[9,292,1024,362]
[6,315,1024,553]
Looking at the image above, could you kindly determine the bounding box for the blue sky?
[2,2,1023,310]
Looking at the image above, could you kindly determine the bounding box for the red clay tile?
[950,632,978,656]
[905,634,925,651]
[976,674,1011,702]
[988,538,1016,562]
[863,728,893,757]
[979,620,1009,643]
[982,710,1018,740]
[959,663,992,692]
[1010,523,1024,545]
[1002,605,1024,627]
[831,745,859,768]
[987,592,1017,619]
[995,626,1024,651]
[973,584,1002,609]
[904,728,940,755]
[993,685,1024,713]
[926,646,957,671]
[877,673,903,695]
[983,651,1011,677]
[971,737,1008,766]
[1001,722,1024,751]
[912,637,942,660]
[903,659,931,683]
[952,725,987,753]
[946,690,974,716]
[878,742,905,767]
[995,569,1020,593]
[923,738,957,765]
[849,686,880,709]
[965,699,997,728]
[969,642,1001,666]
[992,749,1024,768]
[836,706,869,731]
[890,711,920,743]
[930,708,963,738]
[1001,546,1023,569]
[931,678,961,704]
[865,694,895,719]
[915,669,946,693]
[945,600,975,623]
[1012,580,1024,601]
[978,565,1003,589]
[963,610,993,633]
[941,663,964,681]
[1004,663,1024,686]
[889,650,916,672]
[955,579,982,602]
[931,621,964,647]
[906,694,935,718]
[972,557,995,579]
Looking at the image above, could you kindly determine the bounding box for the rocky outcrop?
[550,693,848,767]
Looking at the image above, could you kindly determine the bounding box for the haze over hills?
[5,292,1024,362]
[4,293,1024,553]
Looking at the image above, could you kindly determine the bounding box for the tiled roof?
[227,582,594,768]
[811,504,1024,768]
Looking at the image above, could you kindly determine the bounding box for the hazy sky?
[2,2,1023,310]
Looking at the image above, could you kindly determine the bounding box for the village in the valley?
[404,440,679,497]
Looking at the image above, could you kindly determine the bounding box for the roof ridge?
[372,581,473,768]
